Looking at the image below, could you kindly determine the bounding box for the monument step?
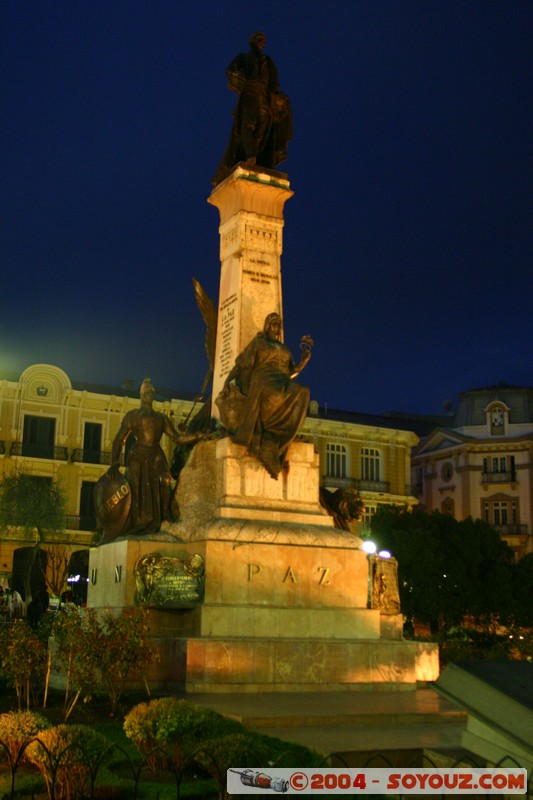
[224,710,467,729]
[192,689,467,731]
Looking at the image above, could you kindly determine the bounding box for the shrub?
[0,709,50,799]
[52,607,155,717]
[439,627,518,667]
[195,732,324,799]
[195,732,270,799]
[124,696,242,772]
[90,609,155,716]
[26,724,113,800]
[52,608,98,720]
[0,710,50,765]
[0,621,48,709]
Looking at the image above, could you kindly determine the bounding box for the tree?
[369,505,515,632]
[0,471,66,603]
[509,552,533,628]
[52,608,155,717]
[40,544,72,598]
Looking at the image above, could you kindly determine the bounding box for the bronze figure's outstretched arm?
[290,334,313,378]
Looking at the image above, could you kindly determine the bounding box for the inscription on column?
[217,292,238,383]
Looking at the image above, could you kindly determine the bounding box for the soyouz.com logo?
[227,767,528,794]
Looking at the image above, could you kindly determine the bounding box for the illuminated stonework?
[208,166,293,410]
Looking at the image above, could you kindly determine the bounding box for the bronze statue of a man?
[212,32,292,185]
[105,379,208,537]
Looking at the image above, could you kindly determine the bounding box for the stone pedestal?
[208,165,293,414]
[87,440,440,692]
[177,438,332,527]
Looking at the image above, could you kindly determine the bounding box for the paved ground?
[193,687,468,759]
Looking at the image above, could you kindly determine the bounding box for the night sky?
[2,1,531,415]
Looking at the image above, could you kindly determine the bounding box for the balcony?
[481,471,517,484]
[71,449,112,465]
[322,476,390,493]
[10,442,69,461]
[494,523,528,537]
[70,449,126,466]
[322,476,359,490]
[357,479,390,493]
[66,515,97,532]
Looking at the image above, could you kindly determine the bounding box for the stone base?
[85,438,439,693]
[174,438,335,531]
[87,533,378,639]
[104,635,438,694]
[183,637,439,693]
[86,534,439,692]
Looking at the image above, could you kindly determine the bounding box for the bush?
[438,627,524,667]
[0,709,50,799]
[52,607,155,717]
[0,621,48,709]
[124,697,242,772]
[26,724,113,800]
[0,710,50,765]
[93,609,155,716]
[195,732,270,799]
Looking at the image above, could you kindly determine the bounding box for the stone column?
[208,165,293,416]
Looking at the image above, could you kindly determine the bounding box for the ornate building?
[301,401,419,535]
[0,364,195,598]
[0,364,419,597]
[412,384,533,558]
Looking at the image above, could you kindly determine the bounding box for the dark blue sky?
[2,1,531,414]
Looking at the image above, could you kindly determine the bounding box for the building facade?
[302,401,419,534]
[412,384,533,558]
[0,364,196,598]
[0,364,419,597]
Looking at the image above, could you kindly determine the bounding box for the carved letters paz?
[248,564,331,585]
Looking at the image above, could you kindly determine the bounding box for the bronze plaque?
[133,552,204,609]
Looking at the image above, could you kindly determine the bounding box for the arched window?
[485,402,508,436]
[442,497,455,516]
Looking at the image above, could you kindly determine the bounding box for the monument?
[211,31,292,186]
[87,34,438,693]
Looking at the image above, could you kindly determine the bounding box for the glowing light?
[378,550,391,559]
[67,574,81,583]
[362,541,377,554]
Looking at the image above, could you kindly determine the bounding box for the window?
[79,481,97,531]
[442,497,455,516]
[362,504,376,526]
[361,448,381,482]
[326,442,347,479]
[483,497,518,529]
[82,422,103,464]
[482,455,516,481]
[22,416,55,458]
[360,504,376,536]
[441,462,454,482]
[489,405,505,435]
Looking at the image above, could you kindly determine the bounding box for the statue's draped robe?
[112,409,175,535]
[229,335,309,477]
[126,439,169,534]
